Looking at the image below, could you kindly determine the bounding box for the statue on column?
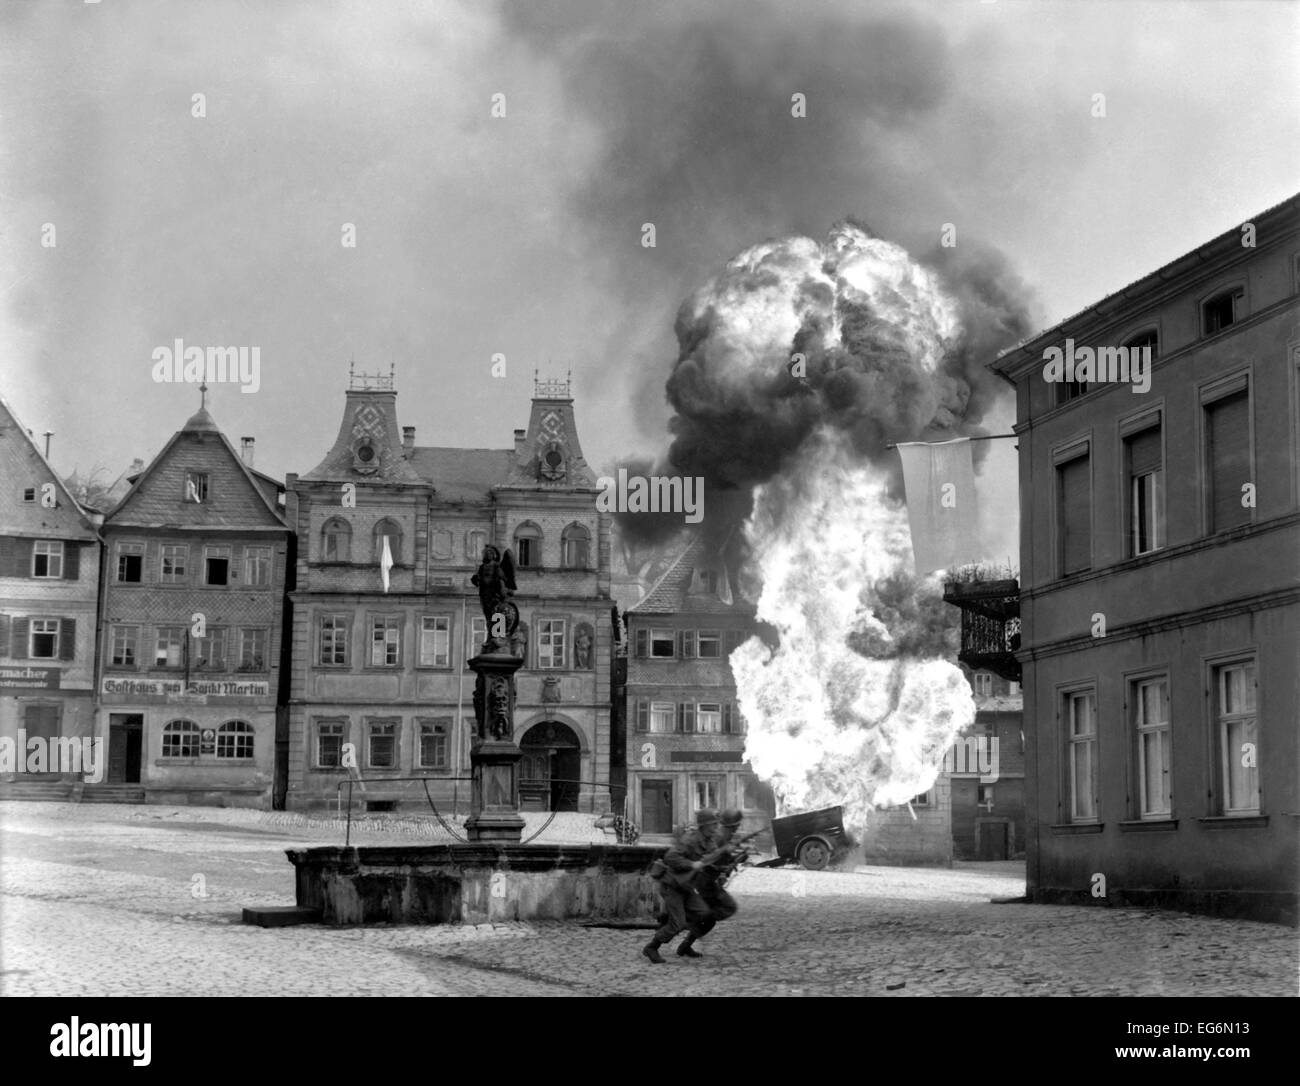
[472,544,519,652]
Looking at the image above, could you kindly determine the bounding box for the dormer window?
[22,488,35,502]
[351,437,379,474]
[1122,329,1158,359]
[184,472,209,503]
[699,569,719,593]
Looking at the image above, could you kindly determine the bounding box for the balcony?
[942,578,1021,683]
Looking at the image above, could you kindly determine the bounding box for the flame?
[699,225,977,839]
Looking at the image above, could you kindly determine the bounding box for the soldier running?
[677,807,744,957]
[642,809,718,964]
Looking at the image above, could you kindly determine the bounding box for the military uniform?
[642,813,716,964]
[677,809,742,956]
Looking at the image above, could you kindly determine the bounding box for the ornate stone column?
[465,645,525,843]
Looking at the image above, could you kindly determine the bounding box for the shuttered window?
[634,628,647,658]
[634,698,649,732]
[1205,389,1251,533]
[1057,454,1091,575]
[1126,425,1163,556]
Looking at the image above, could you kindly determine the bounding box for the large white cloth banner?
[895,438,979,574]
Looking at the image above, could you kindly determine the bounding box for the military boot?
[641,939,666,964]
[676,934,703,958]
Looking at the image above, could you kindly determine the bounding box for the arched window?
[217,720,254,759]
[561,523,590,569]
[514,522,542,568]
[374,518,402,564]
[321,517,351,563]
[161,719,200,758]
[1122,328,1158,359]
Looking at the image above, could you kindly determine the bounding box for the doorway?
[518,720,582,812]
[108,714,143,784]
[640,778,674,835]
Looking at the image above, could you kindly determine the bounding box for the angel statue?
[471,544,519,649]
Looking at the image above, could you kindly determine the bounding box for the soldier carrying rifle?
[642,808,760,964]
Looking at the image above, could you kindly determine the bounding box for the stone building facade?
[0,393,104,799]
[990,193,1299,923]
[284,371,612,814]
[95,402,291,806]
[621,533,771,840]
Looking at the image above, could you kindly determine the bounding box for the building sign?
[102,678,270,697]
[200,728,217,755]
[0,666,61,692]
[669,751,744,763]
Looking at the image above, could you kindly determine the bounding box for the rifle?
[700,829,763,886]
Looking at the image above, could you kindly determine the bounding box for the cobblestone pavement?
[1,802,1296,997]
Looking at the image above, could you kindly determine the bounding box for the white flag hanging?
[895,437,979,574]
[380,534,393,593]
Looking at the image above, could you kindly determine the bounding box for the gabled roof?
[630,532,753,616]
[0,391,100,540]
[105,406,287,531]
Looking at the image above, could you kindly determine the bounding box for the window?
[23,487,35,502]
[537,619,566,669]
[697,631,721,659]
[1066,690,1098,821]
[160,544,188,583]
[649,702,675,734]
[243,546,272,586]
[699,569,719,593]
[677,703,696,733]
[204,546,231,586]
[693,779,720,811]
[316,721,345,768]
[678,630,696,658]
[725,629,746,654]
[722,703,742,734]
[184,472,208,503]
[31,619,60,659]
[419,616,450,668]
[911,791,932,807]
[216,720,254,759]
[978,784,995,811]
[374,519,402,564]
[162,720,200,758]
[321,518,351,562]
[110,625,138,667]
[116,544,144,583]
[237,628,267,671]
[1133,677,1171,818]
[1056,452,1091,575]
[369,616,402,667]
[1125,423,1164,555]
[650,629,674,658]
[1122,329,1159,360]
[33,540,63,578]
[318,614,350,666]
[466,529,487,560]
[467,615,487,656]
[514,523,542,568]
[697,703,722,734]
[972,672,993,697]
[193,628,226,671]
[418,719,450,770]
[1009,681,1021,697]
[1203,289,1241,335]
[1213,660,1258,814]
[155,627,185,668]
[561,524,590,569]
[367,720,398,768]
[1056,378,1088,405]
[1205,387,1251,533]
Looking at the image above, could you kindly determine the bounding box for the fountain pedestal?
[464,648,525,843]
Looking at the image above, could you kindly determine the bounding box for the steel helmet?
[696,808,720,827]
[720,808,744,828]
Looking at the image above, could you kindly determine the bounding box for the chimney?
[402,426,416,451]
[514,428,526,455]
[240,437,254,468]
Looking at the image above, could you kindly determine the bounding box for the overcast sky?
[2,0,1297,559]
